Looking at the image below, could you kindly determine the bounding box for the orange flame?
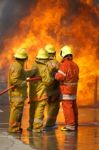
[0,0,99,106]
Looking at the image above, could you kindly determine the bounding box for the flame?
[0,0,99,106]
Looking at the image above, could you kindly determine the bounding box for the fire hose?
[0,77,41,96]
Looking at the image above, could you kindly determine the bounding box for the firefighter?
[28,48,53,133]
[8,48,35,133]
[44,44,60,130]
[55,46,79,131]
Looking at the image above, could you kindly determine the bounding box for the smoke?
[0,0,37,49]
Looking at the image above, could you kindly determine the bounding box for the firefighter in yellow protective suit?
[8,48,35,133]
[44,44,60,130]
[28,48,53,133]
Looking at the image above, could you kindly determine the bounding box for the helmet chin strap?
[60,51,62,57]
[25,59,28,69]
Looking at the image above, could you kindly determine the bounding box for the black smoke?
[0,0,37,50]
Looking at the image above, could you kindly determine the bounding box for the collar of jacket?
[15,59,25,66]
[35,58,48,64]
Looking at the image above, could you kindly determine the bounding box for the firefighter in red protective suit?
[55,46,79,131]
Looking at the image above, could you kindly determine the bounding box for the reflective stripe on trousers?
[60,94,76,100]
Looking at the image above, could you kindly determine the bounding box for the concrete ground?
[0,102,99,150]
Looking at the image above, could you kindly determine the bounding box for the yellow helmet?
[45,44,56,53]
[14,48,28,59]
[61,46,73,57]
[36,48,49,59]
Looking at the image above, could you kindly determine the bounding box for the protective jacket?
[55,58,79,100]
[29,59,53,101]
[8,60,28,98]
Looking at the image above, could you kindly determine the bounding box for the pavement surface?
[0,102,99,150]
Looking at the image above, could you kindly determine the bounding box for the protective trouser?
[8,97,24,132]
[45,95,60,127]
[62,100,78,127]
[29,99,47,130]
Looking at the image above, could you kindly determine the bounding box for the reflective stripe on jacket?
[62,82,77,85]
[55,58,79,97]
[60,94,76,100]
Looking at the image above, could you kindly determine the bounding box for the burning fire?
[0,0,99,106]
